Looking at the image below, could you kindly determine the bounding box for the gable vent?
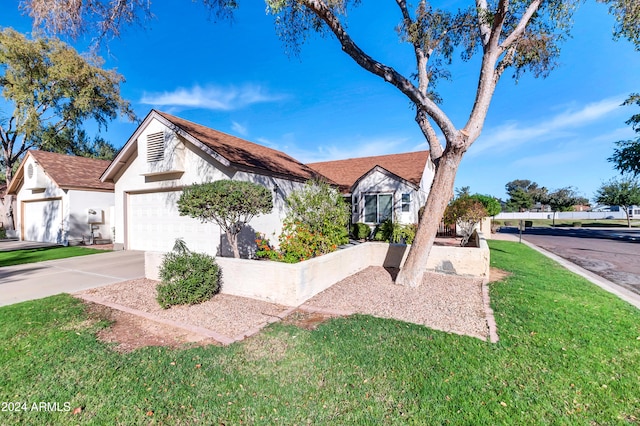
[147,132,165,162]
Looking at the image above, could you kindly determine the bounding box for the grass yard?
[0,240,639,424]
[0,246,108,267]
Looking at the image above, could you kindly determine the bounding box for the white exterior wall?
[14,156,114,245]
[113,117,305,256]
[351,169,430,225]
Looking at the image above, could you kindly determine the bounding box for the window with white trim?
[364,193,393,223]
[401,193,411,212]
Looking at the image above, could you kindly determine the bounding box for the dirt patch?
[282,309,343,330]
[489,267,512,283]
[84,302,219,353]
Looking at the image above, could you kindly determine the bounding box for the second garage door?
[22,199,63,243]
[127,191,219,254]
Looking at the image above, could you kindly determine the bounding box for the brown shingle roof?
[28,150,114,191]
[307,151,430,193]
[156,111,320,182]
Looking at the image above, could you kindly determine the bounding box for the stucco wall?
[145,232,490,306]
[113,117,306,255]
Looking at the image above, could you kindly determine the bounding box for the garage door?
[23,199,63,243]
[127,191,219,254]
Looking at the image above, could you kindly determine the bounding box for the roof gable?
[8,150,114,194]
[307,151,430,193]
[102,110,322,183]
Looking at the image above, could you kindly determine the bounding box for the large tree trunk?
[396,147,464,287]
[226,231,240,258]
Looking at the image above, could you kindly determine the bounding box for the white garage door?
[23,199,63,243]
[127,191,219,254]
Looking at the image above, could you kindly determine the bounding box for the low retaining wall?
[145,232,490,306]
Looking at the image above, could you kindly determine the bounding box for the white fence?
[495,211,627,220]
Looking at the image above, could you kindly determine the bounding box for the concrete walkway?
[0,250,145,307]
[492,232,640,310]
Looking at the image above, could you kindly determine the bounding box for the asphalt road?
[502,227,640,296]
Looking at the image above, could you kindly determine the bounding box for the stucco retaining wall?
[145,232,490,306]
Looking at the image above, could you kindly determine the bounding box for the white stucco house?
[307,151,434,226]
[100,110,322,257]
[7,150,114,245]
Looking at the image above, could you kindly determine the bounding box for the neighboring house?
[307,151,434,226]
[100,110,322,257]
[7,151,114,245]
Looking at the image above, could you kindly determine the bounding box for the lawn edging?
[145,233,490,306]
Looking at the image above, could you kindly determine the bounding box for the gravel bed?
[78,266,490,341]
[77,279,290,339]
[303,266,489,339]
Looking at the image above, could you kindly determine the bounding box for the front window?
[364,193,393,223]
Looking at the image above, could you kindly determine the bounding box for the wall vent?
[146,132,165,162]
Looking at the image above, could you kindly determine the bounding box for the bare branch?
[501,0,543,49]
[415,109,443,161]
[302,0,457,139]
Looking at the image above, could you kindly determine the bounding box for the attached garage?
[22,198,63,243]
[126,190,219,254]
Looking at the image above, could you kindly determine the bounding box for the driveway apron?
[0,250,145,307]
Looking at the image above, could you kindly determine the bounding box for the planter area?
[145,232,490,306]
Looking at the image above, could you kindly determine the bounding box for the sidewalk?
[490,232,640,310]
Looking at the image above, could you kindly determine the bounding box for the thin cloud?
[231,121,248,136]
[140,84,287,110]
[469,96,626,156]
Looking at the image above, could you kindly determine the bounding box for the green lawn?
[0,240,638,424]
[0,246,108,267]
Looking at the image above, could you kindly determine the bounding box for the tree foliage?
[505,179,548,212]
[608,94,640,177]
[470,193,502,217]
[177,180,273,258]
[598,0,640,50]
[0,28,135,182]
[444,196,488,247]
[594,177,640,227]
[541,186,585,225]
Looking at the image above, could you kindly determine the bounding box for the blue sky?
[2,1,639,201]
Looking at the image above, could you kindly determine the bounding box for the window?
[364,193,393,223]
[401,193,411,212]
[146,132,165,162]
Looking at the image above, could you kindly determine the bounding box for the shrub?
[156,245,221,309]
[524,220,533,228]
[0,227,6,239]
[572,221,582,228]
[177,180,272,258]
[444,196,488,247]
[351,222,370,240]
[371,220,416,244]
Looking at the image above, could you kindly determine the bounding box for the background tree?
[505,180,548,212]
[470,194,502,217]
[177,180,273,258]
[594,178,640,227]
[444,196,488,247]
[608,94,640,177]
[0,27,135,184]
[20,0,598,286]
[543,186,585,226]
[41,128,118,160]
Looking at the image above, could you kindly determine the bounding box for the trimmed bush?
[524,220,533,228]
[572,221,582,228]
[351,222,370,240]
[156,251,221,309]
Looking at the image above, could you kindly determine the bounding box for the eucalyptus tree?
[0,28,135,183]
[21,0,618,286]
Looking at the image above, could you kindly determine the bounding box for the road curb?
[517,239,640,310]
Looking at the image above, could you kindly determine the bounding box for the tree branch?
[302,0,458,140]
[501,0,543,49]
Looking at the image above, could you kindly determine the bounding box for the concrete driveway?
[0,250,145,307]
